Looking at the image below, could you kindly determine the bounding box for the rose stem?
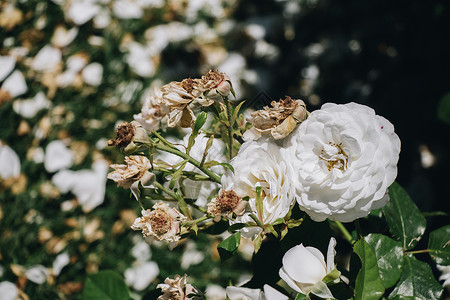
[224,98,234,160]
[331,220,354,244]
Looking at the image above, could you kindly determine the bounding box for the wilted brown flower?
[0,3,23,31]
[107,155,153,200]
[207,189,247,221]
[245,96,308,140]
[198,70,232,101]
[131,203,187,250]
[157,274,200,300]
[108,121,149,153]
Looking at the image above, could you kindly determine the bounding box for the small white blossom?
[32,45,61,72]
[0,282,18,300]
[44,140,74,173]
[125,261,159,291]
[0,143,20,180]
[279,238,339,299]
[26,265,49,285]
[13,91,51,119]
[0,56,15,81]
[1,70,27,98]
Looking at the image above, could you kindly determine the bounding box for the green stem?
[183,215,210,226]
[224,98,234,160]
[249,213,265,229]
[154,143,221,184]
[405,249,433,255]
[354,219,363,238]
[152,131,178,149]
[154,181,179,200]
[331,220,354,244]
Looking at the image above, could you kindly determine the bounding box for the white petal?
[52,252,70,276]
[263,285,288,300]
[124,262,159,291]
[0,56,15,82]
[51,25,79,48]
[1,70,27,98]
[32,45,61,71]
[26,265,49,285]
[131,241,151,263]
[82,63,103,86]
[226,286,263,300]
[205,285,227,300]
[326,237,337,273]
[52,169,77,193]
[0,143,20,179]
[44,140,74,173]
[282,244,326,284]
[0,281,18,300]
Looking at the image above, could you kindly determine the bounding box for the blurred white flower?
[52,252,70,276]
[13,91,51,118]
[437,264,450,291]
[205,284,226,300]
[51,25,79,48]
[125,42,156,78]
[124,261,159,291]
[1,70,27,98]
[226,285,288,300]
[44,140,74,173]
[0,282,18,300]
[52,160,108,212]
[222,138,297,239]
[131,240,151,263]
[279,238,339,298]
[133,88,166,132]
[285,103,401,222]
[181,241,205,269]
[26,265,49,285]
[0,56,15,81]
[32,45,61,72]
[0,143,20,180]
[82,63,103,86]
[68,0,101,25]
[93,8,111,29]
[112,0,143,19]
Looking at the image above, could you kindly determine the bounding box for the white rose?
[279,238,338,299]
[221,139,297,239]
[285,102,400,222]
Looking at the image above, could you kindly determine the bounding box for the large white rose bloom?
[285,102,400,222]
[222,139,297,238]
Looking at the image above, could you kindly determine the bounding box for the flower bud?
[200,70,232,101]
[108,121,149,154]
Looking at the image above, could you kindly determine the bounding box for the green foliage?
[437,92,450,124]
[353,239,385,300]
[428,224,450,265]
[83,270,131,300]
[217,232,241,261]
[389,255,443,299]
[382,182,426,250]
[364,234,403,289]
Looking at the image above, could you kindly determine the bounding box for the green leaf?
[254,233,263,253]
[83,270,130,300]
[203,161,234,173]
[294,293,307,300]
[437,92,450,124]
[428,224,450,265]
[169,160,188,189]
[194,111,207,133]
[287,218,303,229]
[353,239,385,300]
[217,232,241,261]
[389,255,443,299]
[364,234,403,289]
[228,223,246,233]
[232,100,246,125]
[381,182,426,250]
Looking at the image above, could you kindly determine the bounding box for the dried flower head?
[245,97,308,140]
[108,121,149,154]
[207,190,247,221]
[131,203,187,250]
[157,274,200,300]
[134,89,167,132]
[198,70,232,101]
[107,155,153,200]
[161,78,212,128]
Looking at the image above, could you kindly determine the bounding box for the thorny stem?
[224,98,234,160]
[183,215,210,227]
[153,143,222,184]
